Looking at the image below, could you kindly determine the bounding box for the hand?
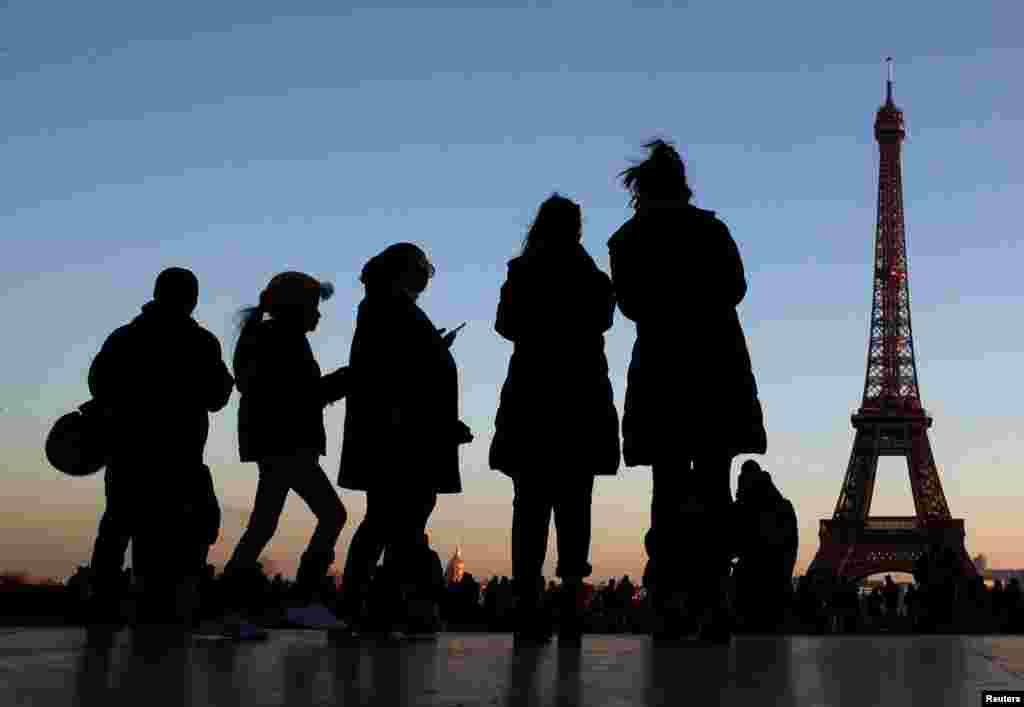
[439,322,467,348]
[454,420,473,445]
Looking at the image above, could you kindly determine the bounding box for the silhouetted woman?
[223,272,350,631]
[607,140,766,642]
[338,243,473,637]
[490,194,620,644]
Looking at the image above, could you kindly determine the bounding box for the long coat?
[489,245,621,477]
[88,300,234,466]
[338,291,462,494]
[607,203,766,465]
[234,320,348,462]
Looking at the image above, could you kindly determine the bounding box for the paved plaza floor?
[2,628,1024,706]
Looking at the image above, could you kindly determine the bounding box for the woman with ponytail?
[608,139,766,643]
[222,272,350,635]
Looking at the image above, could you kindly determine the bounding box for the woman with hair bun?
[337,243,473,638]
[221,271,350,635]
[608,139,766,643]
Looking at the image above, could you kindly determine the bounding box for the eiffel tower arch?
[807,61,975,583]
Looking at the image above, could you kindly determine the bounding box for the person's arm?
[589,269,616,334]
[608,229,646,323]
[88,326,130,407]
[715,219,748,307]
[201,330,234,413]
[319,366,350,406]
[494,276,517,342]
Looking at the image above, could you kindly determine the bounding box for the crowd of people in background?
[5,560,1022,637]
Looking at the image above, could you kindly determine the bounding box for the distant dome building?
[974,554,989,573]
[446,546,465,585]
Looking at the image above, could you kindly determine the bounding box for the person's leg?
[225,460,291,573]
[222,459,290,619]
[133,466,196,628]
[89,465,133,625]
[646,461,689,602]
[511,474,554,612]
[339,491,387,623]
[552,474,595,642]
[289,457,347,604]
[552,475,595,582]
[691,453,734,641]
[395,491,440,634]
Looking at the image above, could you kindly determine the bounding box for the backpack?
[45,399,109,476]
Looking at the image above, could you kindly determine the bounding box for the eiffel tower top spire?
[863,57,920,410]
[885,57,894,105]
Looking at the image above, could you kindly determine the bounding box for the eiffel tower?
[807,61,975,581]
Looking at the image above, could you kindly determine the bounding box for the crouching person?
[732,460,798,632]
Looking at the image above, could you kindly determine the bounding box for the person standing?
[489,194,620,644]
[337,243,473,637]
[222,271,350,633]
[87,267,233,633]
[607,139,766,642]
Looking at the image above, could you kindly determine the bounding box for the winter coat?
[734,478,798,588]
[607,203,766,465]
[338,291,463,494]
[88,300,234,466]
[489,244,620,477]
[234,319,348,462]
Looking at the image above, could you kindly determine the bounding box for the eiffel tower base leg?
[807,518,976,582]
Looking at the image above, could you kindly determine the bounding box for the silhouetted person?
[223,271,349,632]
[405,533,445,635]
[338,243,473,637]
[732,461,798,632]
[607,140,766,642]
[87,267,233,630]
[489,194,620,644]
[883,574,900,627]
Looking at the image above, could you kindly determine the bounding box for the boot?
[513,577,552,646]
[558,579,585,645]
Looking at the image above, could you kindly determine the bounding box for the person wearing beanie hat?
[219,271,350,636]
[336,243,473,638]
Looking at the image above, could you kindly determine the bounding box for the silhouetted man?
[88,267,232,628]
[732,460,798,632]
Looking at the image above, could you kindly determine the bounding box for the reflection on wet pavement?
[0,629,1022,706]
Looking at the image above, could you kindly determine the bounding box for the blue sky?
[1,0,1022,581]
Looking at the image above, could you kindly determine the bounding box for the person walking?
[337,243,473,638]
[87,267,233,635]
[607,139,766,642]
[489,194,620,644]
[222,271,350,635]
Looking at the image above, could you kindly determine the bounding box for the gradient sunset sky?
[2,1,1021,582]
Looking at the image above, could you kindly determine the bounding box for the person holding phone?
[490,194,620,645]
[337,243,473,637]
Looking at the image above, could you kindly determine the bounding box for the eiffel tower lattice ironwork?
[807,61,975,581]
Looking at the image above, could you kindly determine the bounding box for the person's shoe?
[283,603,350,631]
[697,607,734,645]
[220,613,269,641]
